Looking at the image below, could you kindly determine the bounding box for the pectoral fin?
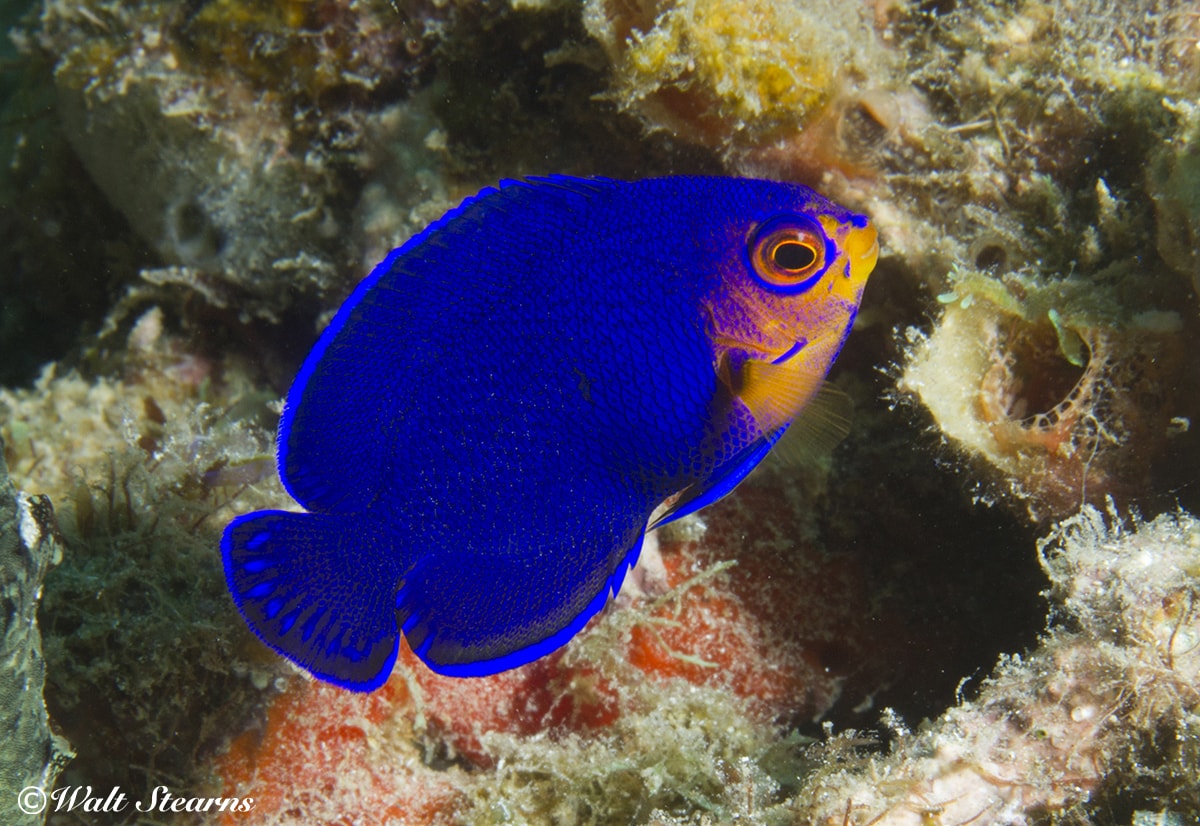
[648,430,784,530]
[734,350,854,466]
[768,383,853,466]
[737,355,826,435]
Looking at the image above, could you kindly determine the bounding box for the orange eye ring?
[747,215,830,293]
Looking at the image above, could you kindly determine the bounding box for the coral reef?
[0,307,293,810]
[887,0,1200,523]
[792,505,1200,824]
[583,0,896,164]
[0,436,73,826]
[25,0,451,319]
[216,643,799,825]
[900,267,1190,521]
[875,1,1199,523]
[1,0,1198,822]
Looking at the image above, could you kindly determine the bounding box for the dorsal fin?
[276,176,625,513]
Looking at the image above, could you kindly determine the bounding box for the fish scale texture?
[223,175,874,689]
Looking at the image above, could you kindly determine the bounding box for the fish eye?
[748,215,829,293]
[771,239,818,271]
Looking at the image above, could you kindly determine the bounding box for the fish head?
[703,190,878,435]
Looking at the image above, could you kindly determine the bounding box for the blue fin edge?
[275,176,617,505]
[421,531,646,677]
[648,426,788,531]
[221,511,399,692]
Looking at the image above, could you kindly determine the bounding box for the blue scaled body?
[222,175,877,690]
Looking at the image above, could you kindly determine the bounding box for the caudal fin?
[221,510,400,691]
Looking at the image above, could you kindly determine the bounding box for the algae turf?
[24,0,453,323]
[38,447,266,809]
[0,335,293,822]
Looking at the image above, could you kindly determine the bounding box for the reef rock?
[0,436,72,826]
[794,504,1200,824]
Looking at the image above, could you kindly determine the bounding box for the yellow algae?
[625,0,832,119]
[586,0,889,151]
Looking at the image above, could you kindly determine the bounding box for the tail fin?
[221,510,400,691]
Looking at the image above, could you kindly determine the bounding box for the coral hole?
[170,198,226,264]
[836,99,890,156]
[973,243,1008,272]
[983,318,1087,425]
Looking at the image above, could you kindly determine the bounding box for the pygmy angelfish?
[222,175,878,690]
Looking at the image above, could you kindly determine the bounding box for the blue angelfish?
[221,175,878,690]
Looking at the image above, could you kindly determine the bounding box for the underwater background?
[1,0,1199,824]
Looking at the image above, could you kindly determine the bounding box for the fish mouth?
[810,217,877,305]
[844,221,879,282]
